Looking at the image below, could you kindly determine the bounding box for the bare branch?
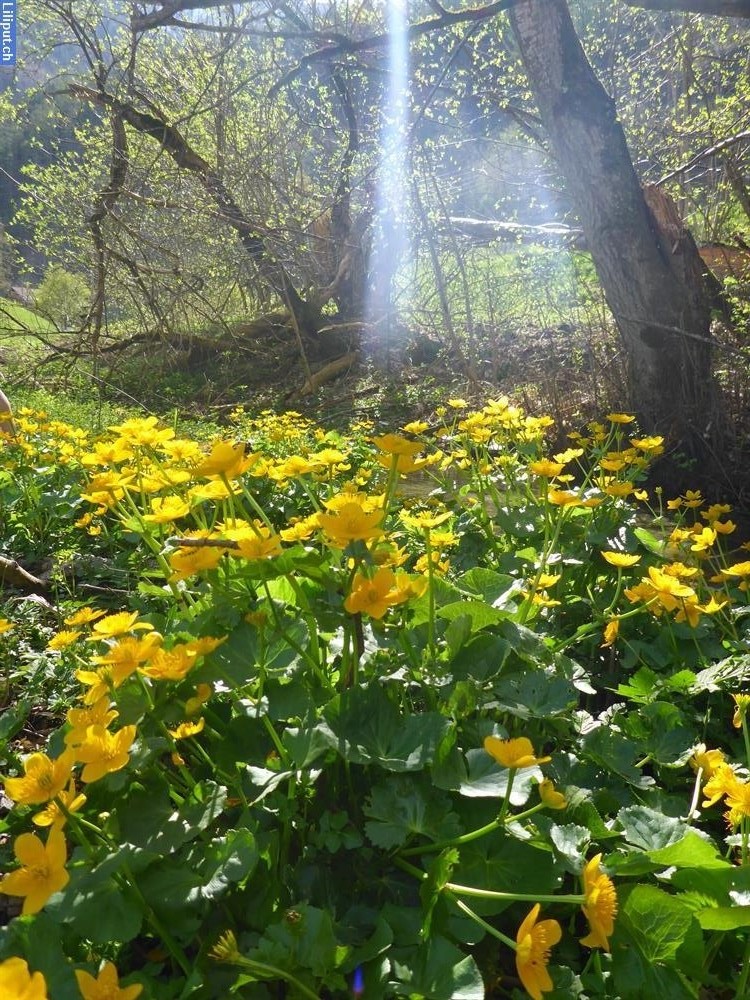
[658,129,750,185]
[624,0,750,17]
[269,0,519,97]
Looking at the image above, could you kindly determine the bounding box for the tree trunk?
[508,0,719,449]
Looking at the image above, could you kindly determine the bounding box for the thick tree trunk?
[508,0,719,447]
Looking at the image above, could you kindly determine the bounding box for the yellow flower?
[515,904,561,1000]
[193,440,254,479]
[169,544,225,581]
[690,526,716,552]
[402,420,429,435]
[90,612,154,640]
[483,736,551,769]
[732,694,750,729]
[600,551,641,568]
[65,698,119,748]
[601,619,619,648]
[141,495,192,524]
[400,509,452,531]
[233,529,283,561]
[630,435,664,451]
[75,962,143,1000]
[32,780,87,829]
[725,560,750,578]
[0,618,15,635]
[75,725,137,783]
[372,434,423,456]
[605,413,636,424]
[0,957,48,1000]
[140,645,197,681]
[702,763,741,808]
[185,683,213,716]
[689,744,725,782]
[47,629,83,650]
[168,718,205,740]
[528,460,565,478]
[538,779,566,810]
[280,514,320,542]
[602,481,634,498]
[724,781,750,827]
[183,636,225,659]
[4,752,74,805]
[91,633,163,673]
[344,568,400,619]
[580,854,617,951]
[318,501,384,546]
[0,829,69,915]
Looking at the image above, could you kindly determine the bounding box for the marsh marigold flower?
[318,501,384,546]
[689,744,725,781]
[515,904,561,1000]
[193,440,254,479]
[75,962,142,1000]
[601,551,641,568]
[0,829,69,915]
[0,957,48,1000]
[32,780,86,829]
[601,619,619,648]
[90,612,154,640]
[4,751,74,805]
[484,736,551,769]
[538,779,566,810]
[702,763,741,808]
[580,854,617,950]
[75,725,137,783]
[344,568,400,620]
[732,694,750,729]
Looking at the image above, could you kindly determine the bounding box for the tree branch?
[624,0,750,18]
[269,0,519,97]
[658,129,750,185]
[68,83,310,319]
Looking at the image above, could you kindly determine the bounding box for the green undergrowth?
[1,399,750,999]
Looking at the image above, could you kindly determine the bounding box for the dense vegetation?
[2,400,750,998]
[2,2,750,998]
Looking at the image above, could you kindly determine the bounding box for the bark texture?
[509,0,718,445]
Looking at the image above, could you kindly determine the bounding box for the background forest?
[0,0,748,484]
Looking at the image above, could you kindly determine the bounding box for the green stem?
[446,881,584,905]
[448,894,517,950]
[400,817,502,857]
[229,956,321,999]
[736,933,750,999]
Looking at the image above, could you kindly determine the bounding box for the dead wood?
[0,556,49,594]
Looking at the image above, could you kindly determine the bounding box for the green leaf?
[0,914,80,1000]
[583,729,653,787]
[647,831,728,870]
[633,525,667,556]
[612,943,696,1000]
[364,776,462,849]
[391,936,484,999]
[492,670,577,718]
[437,599,507,631]
[450,634,512,681]
[619,884,698,964]
[455,568,517,605]
[199,828,258,898]
[57,876,144,944]
[251,903,343,982]
[458,748,539,804]
[324,684,450,772]
[618,806,688,851]
[0,698,30,742]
